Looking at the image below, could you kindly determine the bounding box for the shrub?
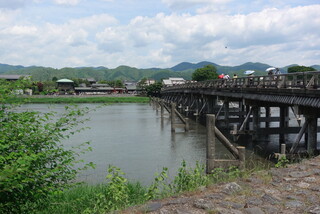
[0,80,92,213]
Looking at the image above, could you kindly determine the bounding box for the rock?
[175,208,194,214]
[308,205,320,214]
[246,197,263,206]
[289,171,313,178]
[310,186,320,192]
[244,207,264,214]
[223,182,242,194]
[216,207,244,214]
[166,198,190,205]
[159,208,171,214]
[145,202,162,212]
[205,193,225,200]
[262,193,281,205]
[286,195,299,200]
[218,201,243,209]
[262,205,279,214]
[285,200,304,208]
[304,177,317,182]
[296,182,310,188]
[193,198,215,210]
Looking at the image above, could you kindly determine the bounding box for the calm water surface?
[20,103,232,185]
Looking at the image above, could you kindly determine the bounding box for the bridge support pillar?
[252,106,260,141]
[206,114,216,173]
[224,99,230,128]
[279,106,289,150]
[306,115,318,155]
[265,107,270,128]
[171,103,176,132]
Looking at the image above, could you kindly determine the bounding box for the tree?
[287,65,316,73]
[145,82,163,97]
[0,80,92,213]
[192,65,218,81]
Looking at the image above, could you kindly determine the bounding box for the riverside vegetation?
[1,79,275,213]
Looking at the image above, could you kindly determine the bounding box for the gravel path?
[123,155,320,214]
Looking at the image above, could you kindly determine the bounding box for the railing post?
[206,114,216,174]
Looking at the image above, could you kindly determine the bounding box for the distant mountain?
[0,63,25,74]
[0,62,319,81]
[170,61,218,72]
[312,65,320,70]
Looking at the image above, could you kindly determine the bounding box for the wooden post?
[224,99,230,128]
[237,146,245,170]
[265,107,270,128]
[206,114,216,174]
[185,118,189,132]
[252,106,259,141]
[171,103,176,132]
[160,100,164,118]
[306,116,317,155]
[279,106,289,150]
[281,144,286,155]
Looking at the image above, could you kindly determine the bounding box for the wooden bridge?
[160,71,320,159]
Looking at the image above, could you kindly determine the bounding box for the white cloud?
[0,1,319,68]
[53,0,80,6]
[161,0,232,10]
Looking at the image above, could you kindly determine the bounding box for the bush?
[0,80,92,213]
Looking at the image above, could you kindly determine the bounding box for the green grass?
[35,182,148,214]
[8,96,149,104]
[29,160,273,214]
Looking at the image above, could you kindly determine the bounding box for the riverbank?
[10,94,149,103]
[123,155,320,213]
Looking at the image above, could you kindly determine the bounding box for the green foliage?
[84,166,130,213]
[287,65,316,73]
[35,161,251,214]
[0,80,93,213]
[145,167,170,200]
[144,82,163,97]
[192,65,218,81]
[209,166,242,183]
[275,156,289,168]
[173,160,209,193]
[106,79,124,88]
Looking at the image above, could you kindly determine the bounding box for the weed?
[275,156,289,168]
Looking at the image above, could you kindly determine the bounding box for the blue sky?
[0,0,319,69]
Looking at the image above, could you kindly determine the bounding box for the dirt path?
[123,155,320,214]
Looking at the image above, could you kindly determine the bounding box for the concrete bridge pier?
[279,106,290,150]
[252,106,260,141]
[304,112,318,155]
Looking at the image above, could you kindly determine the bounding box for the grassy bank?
[31,161,272,214]
[9,96,149,104]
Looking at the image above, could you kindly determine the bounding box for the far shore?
[12,94,150,103]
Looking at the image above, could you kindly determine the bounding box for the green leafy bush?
[0,80,92,213]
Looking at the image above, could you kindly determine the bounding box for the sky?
[0,0,319,69]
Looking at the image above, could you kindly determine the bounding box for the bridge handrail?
[162,71,320,91]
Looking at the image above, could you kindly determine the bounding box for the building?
[162,77,186,87]
[56,79,75,94]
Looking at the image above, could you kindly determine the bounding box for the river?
[19,103,237,185]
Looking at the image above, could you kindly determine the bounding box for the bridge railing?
[162,71,320,91]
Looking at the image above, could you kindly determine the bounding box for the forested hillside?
[0,62,319,81]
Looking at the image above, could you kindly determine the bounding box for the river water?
[19,103,237,185]
[19,103,278,185]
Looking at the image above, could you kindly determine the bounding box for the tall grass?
[33,160,268,214]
